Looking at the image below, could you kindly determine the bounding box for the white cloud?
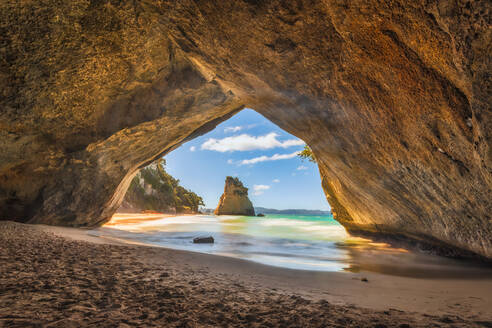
[252,184,270,196]
[239,151,300,165]
[272,179,280,183]
[189,146,196,152]
[253,185,270,191]
[201,133,304,152]
[224,126,243,133]
[282,139,306,147]
[227,159,234,164]
[297,165,308,170]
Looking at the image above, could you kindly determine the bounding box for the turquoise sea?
[96,213,491,276]
[97,213,380,272]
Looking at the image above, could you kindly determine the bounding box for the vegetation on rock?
[215,177,255,216]
[298,145,316,163]
[121,159,204,213]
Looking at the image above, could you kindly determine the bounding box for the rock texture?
[119,159,203,214]
[0,1,490,258]
[215,177,255,216]
[193,236,214,244]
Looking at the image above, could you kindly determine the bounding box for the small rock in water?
[193,236,214,244]
[257,213,265,217]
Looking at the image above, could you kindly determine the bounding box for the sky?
[164,108,330,211]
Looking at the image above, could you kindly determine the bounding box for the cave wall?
[0,1,490,258]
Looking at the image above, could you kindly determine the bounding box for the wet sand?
[1,221,491,327]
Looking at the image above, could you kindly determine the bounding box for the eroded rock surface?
[0,1,490,258]
[119,159,203,214]
[215,177,255,216]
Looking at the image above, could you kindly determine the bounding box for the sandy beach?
[1,221,491,327]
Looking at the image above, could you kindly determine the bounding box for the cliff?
[215,177,255,216]
[0,1,490,258]
[119,159,203,214]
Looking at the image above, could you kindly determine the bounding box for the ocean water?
[96,213,492,276]
[97,213,377,271]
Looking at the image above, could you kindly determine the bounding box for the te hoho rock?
[0,1,490,259]
[215,177,255,216]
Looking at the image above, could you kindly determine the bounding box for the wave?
[259,218,313,226]
[102,214,356,271]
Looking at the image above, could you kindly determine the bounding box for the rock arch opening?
[115,108,330,217]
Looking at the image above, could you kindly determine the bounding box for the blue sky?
[164,108,330,211]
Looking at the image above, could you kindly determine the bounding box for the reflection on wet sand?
[337,240,492,279]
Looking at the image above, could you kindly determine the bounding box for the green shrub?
[123,159,204,213]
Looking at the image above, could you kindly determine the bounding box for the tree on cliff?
[298,145,316,163]
[121,159,204,213]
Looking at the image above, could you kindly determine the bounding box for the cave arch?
[0,1,490,258]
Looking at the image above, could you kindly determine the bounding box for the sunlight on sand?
[104,213,174,226]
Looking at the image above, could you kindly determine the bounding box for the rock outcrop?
[215,177,255,216]
[0,1,490,258]
[120,159,203,214]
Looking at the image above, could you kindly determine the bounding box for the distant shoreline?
[200,207,332,216]
[254,207,332,215]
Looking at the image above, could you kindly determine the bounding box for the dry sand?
[1,221,491,327]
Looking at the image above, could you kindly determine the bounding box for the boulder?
[193,236,214,244]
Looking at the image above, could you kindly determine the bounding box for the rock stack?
[214,177,255,216]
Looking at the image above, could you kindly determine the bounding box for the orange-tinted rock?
[0,1,490,258]
[215,177,255,216]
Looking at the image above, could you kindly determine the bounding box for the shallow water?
[97,213,491,277]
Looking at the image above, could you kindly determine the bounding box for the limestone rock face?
[0,1,490,258]
[119,159,203,214]
[215,177,255,216]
